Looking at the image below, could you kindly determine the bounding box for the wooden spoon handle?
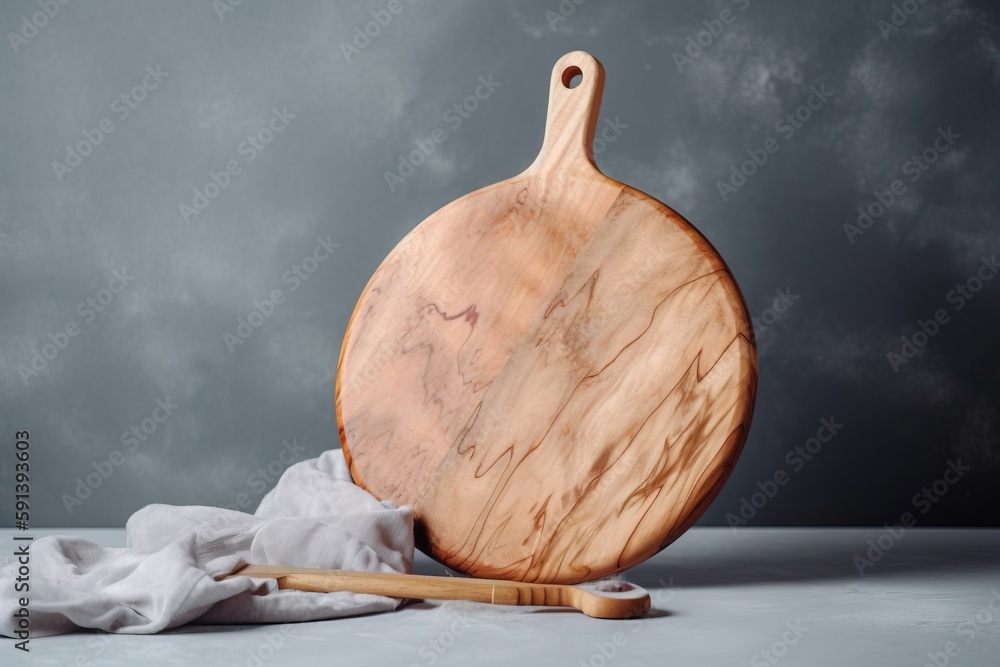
[225,564,650,618]
[231,564,566,607]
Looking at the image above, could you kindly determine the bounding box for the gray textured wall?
[1,0,998,528]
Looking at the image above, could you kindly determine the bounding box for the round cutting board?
[336,51,756,584]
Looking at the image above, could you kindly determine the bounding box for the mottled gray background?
[1,0,998,528]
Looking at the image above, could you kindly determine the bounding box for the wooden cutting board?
[336,51,756,585]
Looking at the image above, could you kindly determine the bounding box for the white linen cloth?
[0,449,414,638]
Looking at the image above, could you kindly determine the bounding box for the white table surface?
[3,527,998,666]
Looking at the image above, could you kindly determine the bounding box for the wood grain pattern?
[336,51,757,584]
[227,564,651,619]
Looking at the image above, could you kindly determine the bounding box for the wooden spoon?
[226,564,651,619]
[336,51,756,584]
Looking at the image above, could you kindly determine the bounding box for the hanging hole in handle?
[561,65,583,89]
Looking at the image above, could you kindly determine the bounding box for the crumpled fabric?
[0,449,414,638]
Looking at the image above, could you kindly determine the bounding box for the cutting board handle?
[530,51,606,175]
